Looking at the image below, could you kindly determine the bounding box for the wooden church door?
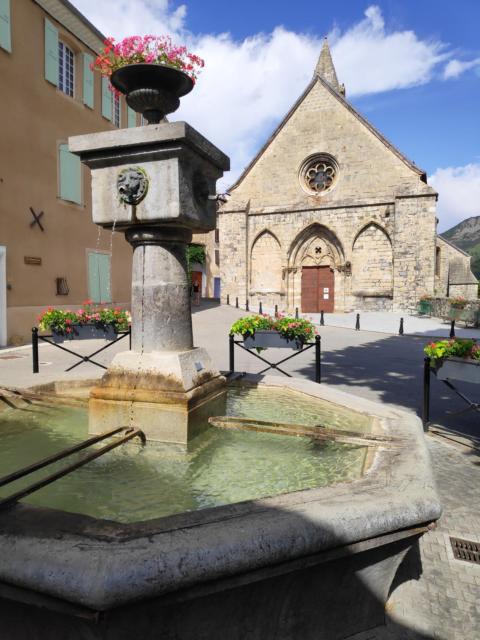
[301,266,334,313]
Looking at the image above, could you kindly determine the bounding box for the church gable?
[230,77,435,208]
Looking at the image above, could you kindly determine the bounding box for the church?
[217,40,476,313]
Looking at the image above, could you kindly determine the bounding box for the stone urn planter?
[243,331,303,350]
[52,324,117,343]
[110,63,194,124]
[435,357,480,383]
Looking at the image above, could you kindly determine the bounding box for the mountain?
[442,216,480,278]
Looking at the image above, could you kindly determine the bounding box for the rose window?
[300,154,339,195]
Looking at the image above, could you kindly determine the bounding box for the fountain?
[69,121,229,443]
[0,70,441,639]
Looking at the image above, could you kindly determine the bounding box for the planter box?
[435,357,480,384]
[448,307,465,321]
[417,300,432,316]
[243,330,303,350]
[52,324,117,343]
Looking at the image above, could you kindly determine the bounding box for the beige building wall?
[0,0,139,345]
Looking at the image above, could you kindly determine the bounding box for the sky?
[71,0,480,231]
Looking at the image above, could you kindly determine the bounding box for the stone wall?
[435,236,478,300]
[220,196,438,313]
[352,223,393,298]
[430,297,480,320]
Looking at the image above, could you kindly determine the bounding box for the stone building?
[0,0,139,345]
[218,40,477,313]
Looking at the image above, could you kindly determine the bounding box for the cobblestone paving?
[351,437,480,640]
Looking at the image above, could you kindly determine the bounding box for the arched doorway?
[288,224,344,313]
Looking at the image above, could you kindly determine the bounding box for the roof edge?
[437,234,472,257]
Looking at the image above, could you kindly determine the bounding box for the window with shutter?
[0,0,11,53]
[59,144,82,204]
[102,77,112,120]
[83,53,94,108]
[44,19,58,85]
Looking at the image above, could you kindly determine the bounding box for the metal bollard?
[129,327,132,350]
[229,334,235,373]
[235,297,238,309]
[274,304,278,318]
[320,310,325,326]
[246,299,249,311]
[259,301,263,315]
[226,294,230,306]
[32,327,39,374]
[399,317,404,335]
[355,313,360,331]
[450,320,455,338]
[295,307,299,319]
[315,335,321,384]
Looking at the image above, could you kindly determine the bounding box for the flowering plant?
[449,296,467,309]
[419,294,433,302]
[424,338,480,363]
[230,314,316,344]
[91,35,204,84]
[38,301,130,336]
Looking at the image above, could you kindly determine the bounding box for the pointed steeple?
[314,38,344,96]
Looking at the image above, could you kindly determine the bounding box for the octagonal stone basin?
[0,376,441,640]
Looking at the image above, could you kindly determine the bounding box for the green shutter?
[127,107,137,128]
[0,0,11,53]
[44,19,58,85]
[98,253,112,302]
[59,144,82,204]
[88,253,111,303]
[101,77,112,120]
[88,253,101,303]
[83,53,94,108]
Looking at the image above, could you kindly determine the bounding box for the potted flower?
[230,314,316,350]
[38,301,130,343]
[448,296,467,321]
[418,294,433,316]
[91,35,204,124]
[424,338,480,383]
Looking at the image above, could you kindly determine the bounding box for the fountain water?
[69,122,230,443]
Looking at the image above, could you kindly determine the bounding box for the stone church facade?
[217,40,476,313]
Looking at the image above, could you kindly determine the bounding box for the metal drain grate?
[450,537,480,564]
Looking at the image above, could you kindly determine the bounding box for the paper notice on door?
[323,287,329,293]
[323,293,329,299]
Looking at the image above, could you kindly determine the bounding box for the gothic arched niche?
[250,230,282,293]
[289,223,344,269]
[352,223,393,296]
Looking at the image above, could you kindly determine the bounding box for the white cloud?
[330,6,447,96]
[443,58,480,79]
[71,0,187,38]
[430,164,480,231]
[70,2,452,186]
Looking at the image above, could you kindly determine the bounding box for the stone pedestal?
[69,123,230,443]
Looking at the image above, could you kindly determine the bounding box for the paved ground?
[0,301,479,639]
